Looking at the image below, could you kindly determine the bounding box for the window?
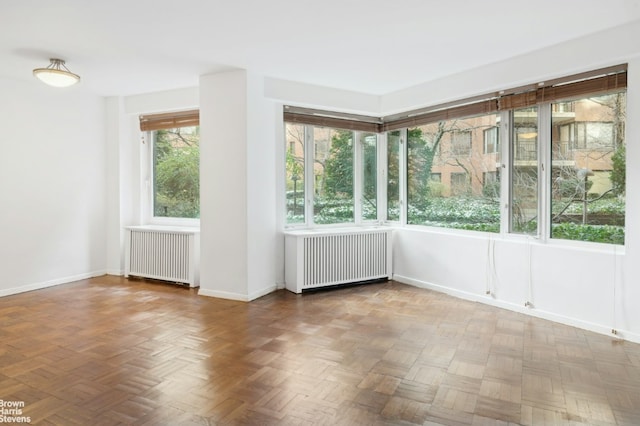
[510,107,538,235]
[285,123,305,224]
[450,172,470,195]
[550,92,626,244]
[575,122,615,149]
[361,133,378,221]
[151,127,200,219]
[314,128,354,224]
[387,130,401,221]
[283,64,626,244]
[406,113,501,231]
[451,130,472,155]
[140,109,200,221]
[484,126,499,154]
[284,120,379,226]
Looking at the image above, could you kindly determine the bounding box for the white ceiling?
[2,0,640,97]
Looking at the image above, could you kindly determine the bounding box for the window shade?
[283,107,381,133]
[139,109,199,131]
[284,64,627,132]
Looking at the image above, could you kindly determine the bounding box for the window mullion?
[354,131,363,225]
[399,129,408,226]
[538,104,552,241]
[500,111,510,235]
[377,133,388,223]
[304,125,315,227]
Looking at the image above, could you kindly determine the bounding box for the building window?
[484,126,499,154]
[575,122,615,149]
[450,172,470,195]
[451,130,472,155]
[406,113,501,232]
[550,92,626,244]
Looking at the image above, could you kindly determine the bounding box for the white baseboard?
[198,285,278,302]
[0,270,108,298]
[248,285,278,301]
[393,274,640,345]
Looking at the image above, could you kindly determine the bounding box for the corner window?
[282,64,626,245]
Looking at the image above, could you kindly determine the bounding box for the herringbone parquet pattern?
[1,276,640,425]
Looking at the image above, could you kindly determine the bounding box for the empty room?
[2,1,640,424]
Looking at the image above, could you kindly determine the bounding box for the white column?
[199,70,250,300]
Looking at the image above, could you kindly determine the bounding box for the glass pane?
[361,133,377,221]
[314,127,354,224]
[510,107,538,234]
[387,130,401,221]
[285,123,305,224]
[550,92,626,244]
[153,126,200,218]
[406,113,501,232]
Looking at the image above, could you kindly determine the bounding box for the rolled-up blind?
[283,64,627,132]
[139,109,199,131]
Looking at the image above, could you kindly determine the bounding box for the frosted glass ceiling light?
[33,58,80,87]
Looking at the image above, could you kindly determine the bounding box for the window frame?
[284,123,382,228]
[142,127,200,228]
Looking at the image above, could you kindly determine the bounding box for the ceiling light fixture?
[33,58,80,87]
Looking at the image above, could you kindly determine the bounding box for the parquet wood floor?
[2,276,640,425]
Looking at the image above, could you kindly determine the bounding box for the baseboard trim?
[198,285,278,302]
[0,270,108,298]
[392,274,640,345]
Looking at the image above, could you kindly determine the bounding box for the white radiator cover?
[285,227,392,293]
[124,226,200,287]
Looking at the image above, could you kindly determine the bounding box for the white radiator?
[124,226,200,287]
[285,228,392,293]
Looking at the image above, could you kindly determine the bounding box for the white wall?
[0,78,107,296]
